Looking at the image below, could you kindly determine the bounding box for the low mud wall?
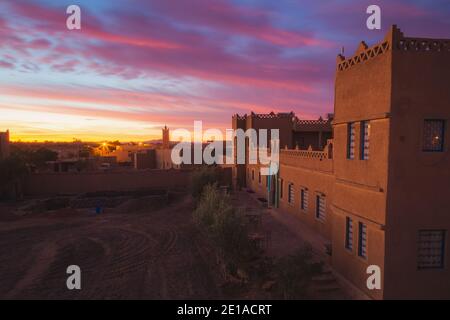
[23,169,192,196]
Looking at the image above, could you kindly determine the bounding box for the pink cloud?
[28,38,52,49]
[143,0,332,47]
[0,60,14,69]
[4,0,332,91]
[7,1,183,50]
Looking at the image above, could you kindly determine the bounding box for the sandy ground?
[0,197,225,300]
[0,191,349,300]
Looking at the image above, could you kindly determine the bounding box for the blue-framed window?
[288,183,294,205]
[315,194,326,221]
[300,188,309,211]
[347,123,356,159]
[345,217,353,250]
[358,222,367,259]
[360,121,370,160]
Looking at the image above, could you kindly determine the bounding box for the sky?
[0,0,449,142]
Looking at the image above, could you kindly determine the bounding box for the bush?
[273,244,323,299]
[10,146,58,168]
[191,166,219,200]
[193,184,254,274]
[211,206,254,270]
[193,183,228,227]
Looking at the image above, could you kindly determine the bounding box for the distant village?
[1,128,184,175]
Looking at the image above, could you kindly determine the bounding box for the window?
[417,230,446,269]
[360,121,370,160]
[358,222,367,259]
[288,183,294,205]
[279,179,284,199]
[258,171,261,184]
[252,169,255,181]
[265,175,269,187]
[347,123,356,159]
[315,194,326,221]
[423,120,445,152]
[300,188,309,211]
[345,217,353,250]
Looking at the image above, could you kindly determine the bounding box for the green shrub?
[274,244,323,299]
[191,166,219,200]
[211,206,253,270]
[193,184,253,274]
[193,183,227,227]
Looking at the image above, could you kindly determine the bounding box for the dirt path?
[0,197,224,300]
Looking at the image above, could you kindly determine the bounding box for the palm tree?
[0,157,28,200]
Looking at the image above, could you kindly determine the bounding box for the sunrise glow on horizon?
[1,0,449,142]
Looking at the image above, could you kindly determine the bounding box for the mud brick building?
[232,26,450,299]
[0,130,10,160]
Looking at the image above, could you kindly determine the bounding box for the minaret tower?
[0,129,10,159]
[162,125,170,149]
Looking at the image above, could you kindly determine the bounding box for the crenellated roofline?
[337,25,450,72]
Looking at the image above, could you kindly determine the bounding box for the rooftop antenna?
[341,46,345,55]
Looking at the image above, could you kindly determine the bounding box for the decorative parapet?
[281,148,327,160]
[233,111,296,121]
[234,112,333,125]
[250,111,295,119]
[232,114,248,121]
[293,117,332,132]
[337,40,390,71]
[280,141,334,173]
[397,38,449,53]
[295,119,329,125]
[281,139,333,161]
[337,25,450,72]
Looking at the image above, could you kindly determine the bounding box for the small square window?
[423,120,445,152]
[418,230,446,269]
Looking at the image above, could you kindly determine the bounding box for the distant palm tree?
[0,157,28,200]
[0,145,58,200]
